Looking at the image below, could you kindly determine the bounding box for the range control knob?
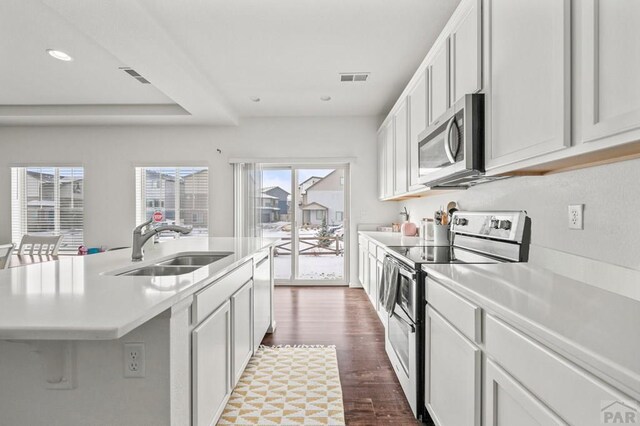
[499,220,512,230]
[456,217,468,226]
[490,218,500,229]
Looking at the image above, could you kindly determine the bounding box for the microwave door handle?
[444,116,457,164]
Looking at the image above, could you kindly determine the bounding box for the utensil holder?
[433,223,450,246]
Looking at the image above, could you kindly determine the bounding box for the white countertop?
[359,231,640,400]
[0,237,277,340]
[358,231,425,247]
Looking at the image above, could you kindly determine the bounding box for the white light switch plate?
[568,204,584,230]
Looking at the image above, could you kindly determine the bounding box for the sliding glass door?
[259,165,348,285]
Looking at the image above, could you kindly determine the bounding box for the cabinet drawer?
[376,246,387,262]
[427,278,481,343]
[485,314,631,426]
[358,235,367,247]
[193,261,252,325]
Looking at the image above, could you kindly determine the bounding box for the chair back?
[0,243,14,269]
[18,235,63,256]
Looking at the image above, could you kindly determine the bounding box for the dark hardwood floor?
[261,286,420,425]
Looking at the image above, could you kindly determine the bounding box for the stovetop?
[386,245,506,266]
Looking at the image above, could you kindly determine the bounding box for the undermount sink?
[114,252,233,277]
[157,253,233,267]
[119,265,200,277]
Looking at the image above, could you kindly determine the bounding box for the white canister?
[433,223,450,246]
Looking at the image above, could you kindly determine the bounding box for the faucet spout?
[131,219,192,261]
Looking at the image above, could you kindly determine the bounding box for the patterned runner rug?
[218,345,345,425]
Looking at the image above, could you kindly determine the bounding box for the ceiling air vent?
[120,67,151,84]
[340,72,369,82]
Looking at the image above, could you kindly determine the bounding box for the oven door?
[386,304,418,416]
[388,307,415,375]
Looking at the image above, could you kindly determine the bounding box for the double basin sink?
[116,252,233,277]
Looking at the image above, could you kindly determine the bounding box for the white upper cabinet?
[408,71,428,190]
[451,0,482,105]
[384,122,395,198]
[485,0,571,171]
[377,129,386,200]
[429,39,450,125]
[581,0,640,145]
[394,99,409,195]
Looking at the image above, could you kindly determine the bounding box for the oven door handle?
[444,116,459,164]
[393,309,416,333]
[385,255,416,281]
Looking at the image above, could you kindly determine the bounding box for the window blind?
[11,167,84,252]
[135,167,209,240]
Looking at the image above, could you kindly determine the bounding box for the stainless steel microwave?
[416,93,485,188]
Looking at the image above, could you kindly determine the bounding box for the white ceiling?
[0,0,460,125]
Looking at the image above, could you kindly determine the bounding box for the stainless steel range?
[381,211,531,421]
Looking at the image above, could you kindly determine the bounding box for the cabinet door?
[253,256,271,352]
[384,122,395,198]
[358,244,365,288]
[394,99,409,195]
[368,253,377,309]
[231,280,253,387]
[377,129,386,200]
[581,0,640,144]
[425,306,481,426]
[375,260,386,323]
[192,300,231,426]
[451,0,481,104]
[485,359,567,425]
[429,39,450,125]
[486,0,570,170]
[408,71,428,189]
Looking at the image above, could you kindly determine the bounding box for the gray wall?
[400,157,640,271]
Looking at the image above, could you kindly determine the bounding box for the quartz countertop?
[0,237,277,340]
[359,231,640,400]
[358,231,425,247]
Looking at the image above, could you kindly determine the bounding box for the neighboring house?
[257,193,280,223]
[143,169,176,221]
[262,186,290,219]
[182,169,209,230]
[24,170,84,233]
[300,169,344,226]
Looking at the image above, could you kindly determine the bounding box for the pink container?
[401,222,417,236]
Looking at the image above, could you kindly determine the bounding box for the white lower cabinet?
[375,259,386,325]
[231,280,253,387]
[192,300,232,426]
[485,358,566,426]
[253,255,271,352]
[359,243,368,292]
[368,252,377,308]
[484,314,631,426]
[425,305,481,426]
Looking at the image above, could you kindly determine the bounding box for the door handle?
[444,116,459,164]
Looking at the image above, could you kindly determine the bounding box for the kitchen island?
[0,237,277,426]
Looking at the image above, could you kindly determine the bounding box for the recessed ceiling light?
[250,96,261,102]
[320,96,332,102]
[46,49,73,62]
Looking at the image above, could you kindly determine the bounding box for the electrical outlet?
[568,204,584,230]
[124,343,145,378]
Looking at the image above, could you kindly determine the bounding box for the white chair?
[0,243,14,269]
[17,235,63,256]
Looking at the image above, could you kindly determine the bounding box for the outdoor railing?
[274,236,343,256]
